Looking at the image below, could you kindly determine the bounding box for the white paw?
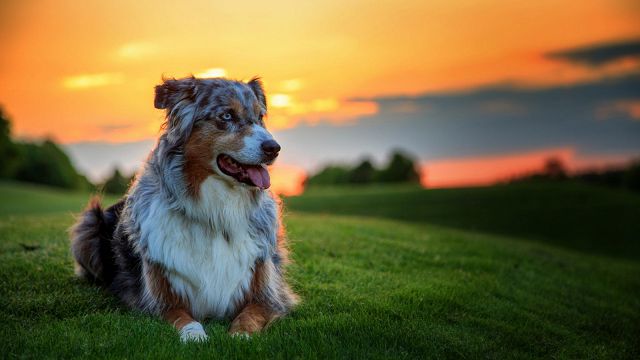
[180,321,208,343]
[231,331,251,340]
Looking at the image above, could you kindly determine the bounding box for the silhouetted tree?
[510,155,640,193]
[14,140,90,189]
[376,150,421,183]
[0,107,21,178]
[0,106,92,189]
[542,157,568,180]
[102,168,132,195]
[305,165,351,186]
[305,150,422,187]
[624,160,640,192]
[349,159,375,184]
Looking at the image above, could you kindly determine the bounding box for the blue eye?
[220,112,233,121]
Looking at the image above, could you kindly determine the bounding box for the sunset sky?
[1,0,639,194]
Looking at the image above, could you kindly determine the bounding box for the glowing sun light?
[62,73,124,90]
[270,94,291,108]
[195,68,227,78]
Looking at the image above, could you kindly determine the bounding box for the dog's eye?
[220,112,233,121]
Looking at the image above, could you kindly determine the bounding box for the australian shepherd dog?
[70,76,298,342]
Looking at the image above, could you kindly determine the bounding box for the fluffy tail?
[70,197,120,285]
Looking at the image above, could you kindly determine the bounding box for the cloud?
[64,71,640,189]
[62,73,124,90]
[273,72,640,172]
[195,68,226,78]
[597,100,640,120]
[547,38,640,67]
[116,42,158,60]
[270,94,291,108]
[279,79,303,92]
[98,124,134,132]
[267,97,378,130]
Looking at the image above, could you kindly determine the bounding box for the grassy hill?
[1,181,639,358]
[286,182,640,259]
[0,181,119,216]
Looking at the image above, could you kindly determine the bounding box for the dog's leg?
[146,262,208,342]
[229,302,274,336]
[164,308,208,343]
[229,259,297,336]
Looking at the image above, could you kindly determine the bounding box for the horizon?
[1,1,639,194]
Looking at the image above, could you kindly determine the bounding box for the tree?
[102,168,132,195]
[542,157,568,180]
[376,150,421,183]
[305,165,351,186]
[304,150,422,188]
[0,106,93,189]
[14,139,91,189]
[348,159,375,184]
[624,160,640,192]
[0,107,21,178]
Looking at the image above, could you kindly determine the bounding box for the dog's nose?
[261,140,281,157]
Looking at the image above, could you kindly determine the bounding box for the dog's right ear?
[154,77,197,110]
[247,77,267,109]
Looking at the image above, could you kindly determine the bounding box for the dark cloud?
[98,124,133,133]
[67,74,640,177]
[275,73,640,169]
[546,38,640,67]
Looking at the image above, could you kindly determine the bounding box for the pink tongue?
[246,166,271,189]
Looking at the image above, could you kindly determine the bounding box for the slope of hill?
[0,181,119,216]
[0,182,638,358]
[286,182,640,259]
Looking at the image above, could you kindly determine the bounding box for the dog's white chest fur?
[140,177,263,320]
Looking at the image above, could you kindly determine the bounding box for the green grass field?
[1,181,639,359]
[287,182,640,259]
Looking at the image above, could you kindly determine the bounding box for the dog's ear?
[247,77,267,109]
[154,77,197,110]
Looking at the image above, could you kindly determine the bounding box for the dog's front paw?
[230,331,251,340]
[180,321,208,343]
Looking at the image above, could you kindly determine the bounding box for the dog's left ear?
[154,77,197,110]
[247,77,267,109]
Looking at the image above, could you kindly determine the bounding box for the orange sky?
[1,0,639,194]
[421,148,634,189]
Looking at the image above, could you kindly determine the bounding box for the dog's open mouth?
[216,154,271,189]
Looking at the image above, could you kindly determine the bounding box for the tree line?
[0,107,93,190]
[304,150,421,187]
[510,157,640,192]
[0,107,134,194]
[5,103,638,194]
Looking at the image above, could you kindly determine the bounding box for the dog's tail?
[70,197,122,286]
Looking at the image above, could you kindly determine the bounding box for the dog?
[70,76,298,342]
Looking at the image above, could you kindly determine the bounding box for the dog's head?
[154,76,279,192]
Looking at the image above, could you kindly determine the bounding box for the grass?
[1,181,639,359]
[287,182,640,259]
